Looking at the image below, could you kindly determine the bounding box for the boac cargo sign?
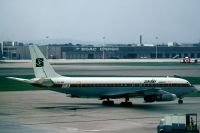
[76,47,119,52]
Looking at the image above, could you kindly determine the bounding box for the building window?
[165,53,170,58]
[150,53,156,58]
[197,53,200,58]
[157,54,163,58]
[191,53,195,58]
[179,53,182,58]
[184,53,188,57]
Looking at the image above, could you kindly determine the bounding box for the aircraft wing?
[101,88,173,99]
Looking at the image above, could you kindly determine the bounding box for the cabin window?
[131,84,134,87]
[160,84,164,87]
[166,84,169,87]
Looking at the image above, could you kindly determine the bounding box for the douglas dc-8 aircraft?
[8,45,197,106]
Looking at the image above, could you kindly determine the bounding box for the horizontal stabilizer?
[6,77,32,84]
[7,77,55,87]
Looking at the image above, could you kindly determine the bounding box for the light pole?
[1,42,3,56]
[155,36,158,59]
[102,36,106,59]
[46,36,49,59]
[156,45,157,59]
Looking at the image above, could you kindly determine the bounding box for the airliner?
[8,45,197,106]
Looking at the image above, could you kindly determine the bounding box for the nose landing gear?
[178,98,183,104]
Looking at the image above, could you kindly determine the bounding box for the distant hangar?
[1,42,200,59]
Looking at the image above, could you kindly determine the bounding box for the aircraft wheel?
[178,99,183,104]
[102,100,114,106]
[159,129,165,133]
[120,102,132,107]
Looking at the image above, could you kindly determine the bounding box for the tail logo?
[36,58,44,67]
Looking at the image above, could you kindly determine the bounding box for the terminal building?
[0,42,200,59]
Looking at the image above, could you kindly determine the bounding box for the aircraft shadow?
[34,102,189,113]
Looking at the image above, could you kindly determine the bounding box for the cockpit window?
[187,82,191,87]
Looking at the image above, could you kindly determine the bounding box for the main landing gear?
[120,97,132,107]
[101,97,133,106]
[102,98,114,106]
[178,98,183,104]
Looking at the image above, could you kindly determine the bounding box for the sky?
[0,0,200,44]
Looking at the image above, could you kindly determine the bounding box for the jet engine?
[144,93,177,102]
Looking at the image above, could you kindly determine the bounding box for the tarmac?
[0,59,183,63]
[0,61,200,133]
[0,91,200,133]
[0,62,200,77]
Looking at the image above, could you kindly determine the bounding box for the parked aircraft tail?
[29,45,61,78]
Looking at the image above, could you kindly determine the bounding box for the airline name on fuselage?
[144,79,156,84]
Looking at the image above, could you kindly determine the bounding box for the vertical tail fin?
[29,45,61,78]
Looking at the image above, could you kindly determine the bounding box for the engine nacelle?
[155,94,177,102]
[144,95,156,102]
[144,93,177,102]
